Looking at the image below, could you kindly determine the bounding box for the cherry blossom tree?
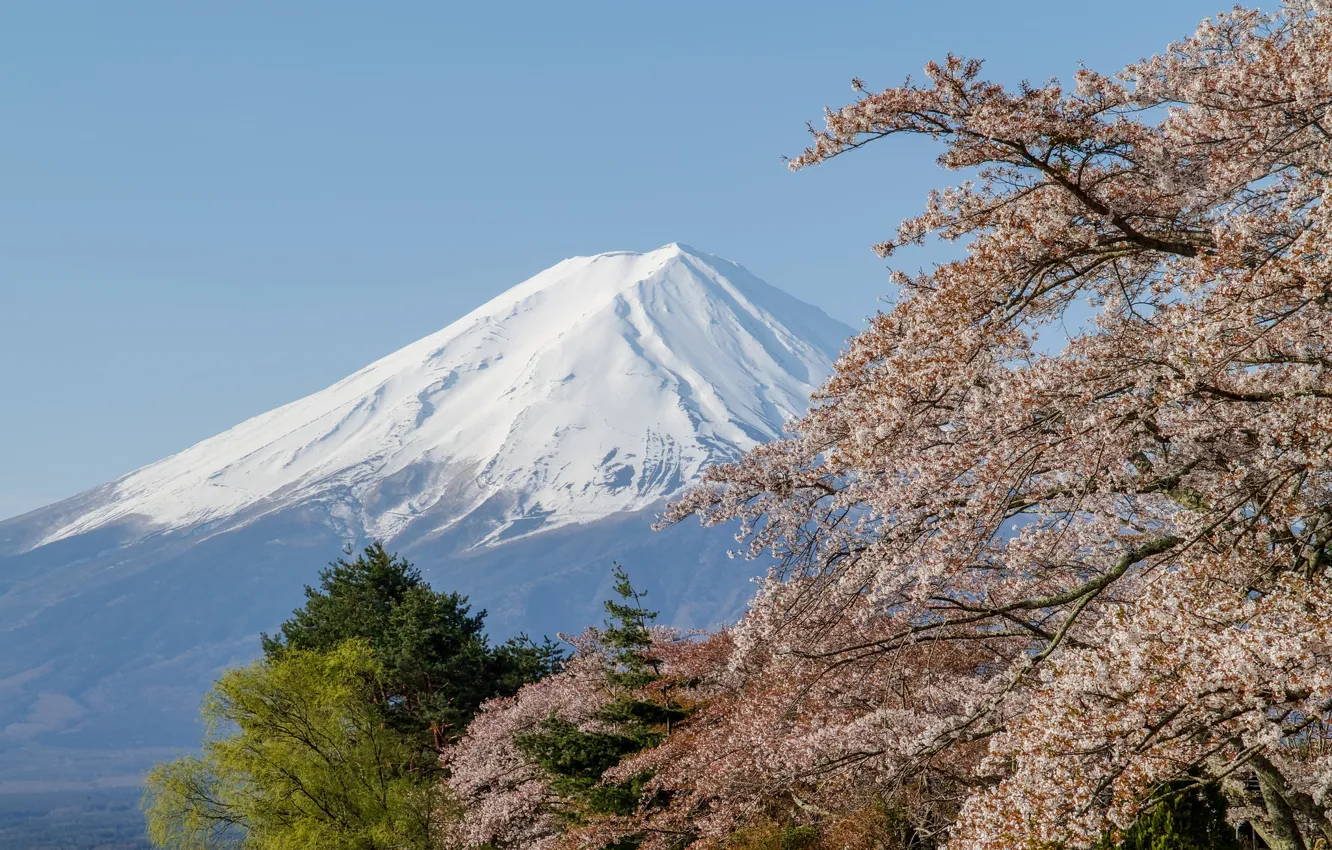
[658,3,1332,849]
[609,614,990,849]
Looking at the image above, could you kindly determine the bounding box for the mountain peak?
[19,247,851,553]
[449,243,729,331]
[647,241,702,257]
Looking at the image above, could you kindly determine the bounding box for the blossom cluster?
[668,2,1332,848]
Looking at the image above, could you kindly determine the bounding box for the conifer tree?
[601,563,660,689]
[512,565,688,840]
[263,542,562,751]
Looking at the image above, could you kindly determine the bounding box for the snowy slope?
[29,243,847,552]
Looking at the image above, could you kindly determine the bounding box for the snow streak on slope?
[37,244,849,550]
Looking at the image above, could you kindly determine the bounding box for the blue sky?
[1,0,1225,519]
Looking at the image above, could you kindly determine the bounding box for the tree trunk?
[1255,758,1309,850]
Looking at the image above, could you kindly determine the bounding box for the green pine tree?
[514,565,690,847]
[595,564,688,733]
[262,542,563,751]
[601,562,660,689]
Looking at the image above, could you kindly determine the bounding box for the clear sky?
[1,0,1226,520]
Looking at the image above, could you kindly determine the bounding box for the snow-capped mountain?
[13,243,846,555]
[0,244,851,788]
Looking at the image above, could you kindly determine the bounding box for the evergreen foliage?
[600,563,661,689]
[262,542,563,748]
[511,565,688,844]
[514,718,648,818]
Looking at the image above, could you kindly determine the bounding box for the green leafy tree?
[143,641,434,850]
